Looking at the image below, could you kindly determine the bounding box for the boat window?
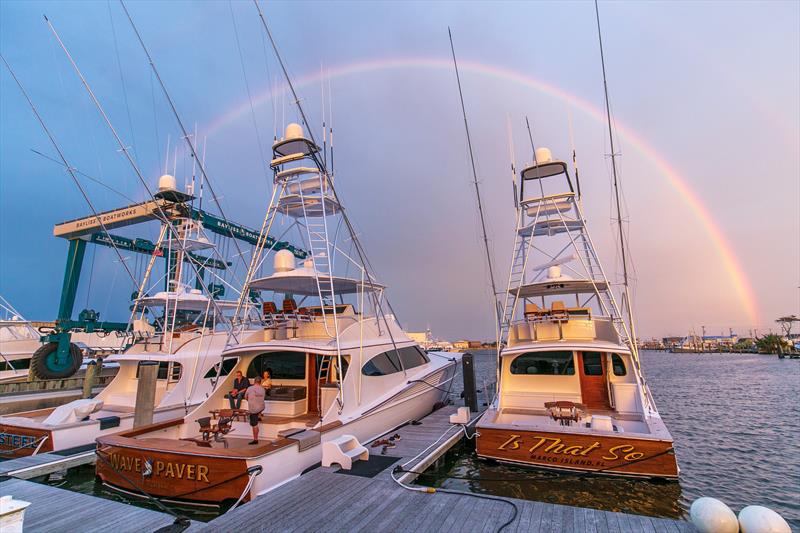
[582,352,604,376]
[362,346,429,377]
[203,357,239,379]
[399,346,429,369]
[2,358,31,371]
[510,351,575,375]
[136,361,181,380]
[362,350,402,376]
[612,354,627,376]
[248,352,306,380]
[169,362,182,382]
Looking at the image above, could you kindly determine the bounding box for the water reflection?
[420,441,685,519]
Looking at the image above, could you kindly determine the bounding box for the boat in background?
[95,123,459,504]
[0,298,43,384]
[475,149,678,479]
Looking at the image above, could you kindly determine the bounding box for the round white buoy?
[690,497,738,533]
[738,505,791,533]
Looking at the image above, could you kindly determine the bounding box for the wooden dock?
[0,446,96,480]
[0,478,191,532]
[196,405,696,533]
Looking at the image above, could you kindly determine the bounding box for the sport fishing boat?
[0,300,43,384]
[94,123,459,505]
[474,147,678,479]
[0,207,259,458]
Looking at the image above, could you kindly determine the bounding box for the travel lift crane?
[32,177,307,380]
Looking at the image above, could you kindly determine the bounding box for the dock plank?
[0,478,189,533]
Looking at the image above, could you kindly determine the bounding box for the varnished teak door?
[578,352,611,409]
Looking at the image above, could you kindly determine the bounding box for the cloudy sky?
[1,1,798,340]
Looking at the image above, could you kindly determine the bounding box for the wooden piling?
[81,358,101,399]
[461,352,478,412]
[133,360,158,428]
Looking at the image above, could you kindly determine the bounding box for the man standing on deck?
[245,376,266,445]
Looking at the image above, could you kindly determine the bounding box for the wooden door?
[307,353,318,414]
[578,352,611,410]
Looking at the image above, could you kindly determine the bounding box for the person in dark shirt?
[226,371,250,409]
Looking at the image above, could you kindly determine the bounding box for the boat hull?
[476,426,678,479]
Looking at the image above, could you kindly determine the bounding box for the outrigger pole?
[594,0,639,359]
[448,29,502,345]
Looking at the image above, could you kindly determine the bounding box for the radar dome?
[158,174,177,192]
[535,147,553,164]
[547,265,561,279]
[274,249,296,273]
[285,123,304,140]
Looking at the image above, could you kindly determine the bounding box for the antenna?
[321,62,327,168]
[567,108,581,200]
[594,0,639,355]
[506,114,518,209]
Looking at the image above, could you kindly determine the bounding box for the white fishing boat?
[95,123,459,505]
[0,298,43,384]
[474,146,678,478]
[0,209,259,458]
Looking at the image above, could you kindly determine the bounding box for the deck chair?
[282,298,298,319]
[550,301,568,320]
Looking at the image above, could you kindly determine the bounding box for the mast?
[594,0,639,357]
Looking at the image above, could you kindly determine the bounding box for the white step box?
[321,434,369,470]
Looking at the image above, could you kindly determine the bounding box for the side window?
[137,361,176,380]
[362,350,402,376]
[169,362,182,382]
[612,354,627,376]
[582,352,604,376]
[398,346,429,370]
[510,351,575,375]
[203,358,238,379]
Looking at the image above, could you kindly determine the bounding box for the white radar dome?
[158,174,177,192]
[535,147,553,164]
[285,123,304,140]
[274,249,296,273]
[690,497,738,533]
[738,506,791,533]
[547,265,561,279]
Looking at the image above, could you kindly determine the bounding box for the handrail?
[520,191,575,207]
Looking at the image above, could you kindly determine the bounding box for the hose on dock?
[390,465,518,532]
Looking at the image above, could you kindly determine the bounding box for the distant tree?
[776,315,799,337]
[756,334,790,354]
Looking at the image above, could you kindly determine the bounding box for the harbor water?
[422,350,800,528]
[26,350,800,526]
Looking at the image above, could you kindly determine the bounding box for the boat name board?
[497,433,643,467]
[0,432,37,448]
[108,452,210,482]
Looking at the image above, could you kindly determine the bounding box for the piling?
[461,352,478,412]
[133,360,158,428]
[81,358,101,399]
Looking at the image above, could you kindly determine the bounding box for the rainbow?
[204,57,760,325]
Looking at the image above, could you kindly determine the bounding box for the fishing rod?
[448,28,502,340]
[44,15,236,336]
[1,53,139,290]
[594,0,639,358]
[118,0,251,281]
